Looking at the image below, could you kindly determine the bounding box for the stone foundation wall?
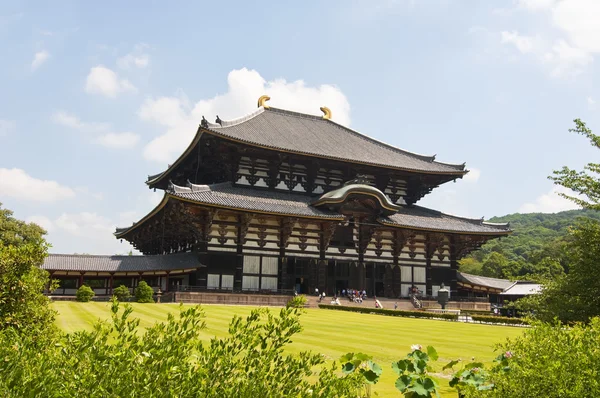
[170,292,293,306]
[420,300,490,311]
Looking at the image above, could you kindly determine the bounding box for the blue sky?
[1,0,599,254]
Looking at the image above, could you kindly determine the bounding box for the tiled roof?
[380,206,511,234]
[204,107,466,174]
[457,272,514,291]
[41,252,201,272]
[500,282,542,296]
[168,182,344,219]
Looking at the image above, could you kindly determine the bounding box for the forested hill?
[461,209,600,279]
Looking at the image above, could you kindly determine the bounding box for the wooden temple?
[44,96,510,298]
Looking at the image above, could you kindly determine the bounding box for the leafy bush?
[392,345,441,397]
[112,285,131,301]
[0,204,57,338]
[286,294,307,308]
[0,299,365,397]
[134,281,154,303]
[470,315,529,326]
[76,285,95,302]
[477,318,600,397]
[318,304,459,321]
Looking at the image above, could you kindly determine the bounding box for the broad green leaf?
[464,362,484,370]
[369,360,383,376]
[395,375,411,392]
[339,353,354,362]
[341,362,355,375]
[442,360,459,370]
[427,346,438,361]
[361,369,380,384]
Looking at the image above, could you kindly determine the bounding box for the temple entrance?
[295,277,308,294]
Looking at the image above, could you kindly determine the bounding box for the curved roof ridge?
[410,205,510,229]
[212,107,266,128]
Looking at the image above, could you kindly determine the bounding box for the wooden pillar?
[449,237,458,298]
[317,259,327,294]
[384,265,393,298]
[426,255,433,297]
[165,271,170,293]
[108,274,114,296]
[78,273,84,288]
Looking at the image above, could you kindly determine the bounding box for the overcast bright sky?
[1,0,598,254]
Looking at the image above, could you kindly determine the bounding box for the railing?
[174,285,295,296]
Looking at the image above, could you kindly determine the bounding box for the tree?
[458,257,483,275]
[550,119,600,209]
[76,285,95,302]
[135,281,155,303]
[519,219,600,323]
[112,285,131,301]
[480,253,509,278]
[479,319,600,397]
[0,203,56,336]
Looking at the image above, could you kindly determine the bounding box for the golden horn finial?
[320,106,331,120]
[257,95,271,109]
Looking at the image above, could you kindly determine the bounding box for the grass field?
[53,302,523,396]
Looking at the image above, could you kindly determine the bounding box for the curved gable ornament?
[312,183,401,216]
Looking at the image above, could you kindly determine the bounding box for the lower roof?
[457,272,514,291]
[42,252,201,273]
[116,182,510,238]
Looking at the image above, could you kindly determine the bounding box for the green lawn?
[53,302,523,396]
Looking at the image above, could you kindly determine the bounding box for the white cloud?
[95,132,140,149]
[26,215,54,232]
[31,50,49,71]
[52,111,139,149]
[519,186,580,213]
[55,212,113,237]
[85,65,136,98]
[140,68,351,163]
[544,39,593,77]
[0,119,16,136]
[463,168,481,183]
[508,0,600,76]
[501,31,535,53]
[117,43,150,69]
[0,168,75,202]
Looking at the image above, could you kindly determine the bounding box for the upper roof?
[457,272,514,291]
[115,182,510,238]
[147,105,468,186]
[41,252,201,273]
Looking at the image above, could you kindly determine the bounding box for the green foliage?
[550,119,600,210]
[76,285,95,302]
[0,203,56,337]
[517,219,600,323]
[446,359,494,396]
[461,209,600,279]
[469,315,529,326]
[480,318,600,397]
[318,304,458,320]
[392,345,441,398]
[0,299,365,397]
[112,285,131,301]
[480,252,509,278]
[135,281,155,303]
[286,294,307,308]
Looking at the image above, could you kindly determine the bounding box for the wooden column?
[384,265,393,298]
[78,273,84,288]
[165,271,170,293]
[108,274,114,296]
[318,259,327,294]
[449,236,458,297]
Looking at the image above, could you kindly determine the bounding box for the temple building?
[43,96,510,298]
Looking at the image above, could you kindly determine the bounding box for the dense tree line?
[459,209,600,280]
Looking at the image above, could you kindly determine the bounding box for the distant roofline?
[146,105,468,188]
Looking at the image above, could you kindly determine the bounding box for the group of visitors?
[341,288,367,304]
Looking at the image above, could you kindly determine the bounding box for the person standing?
[315,287,319,296]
